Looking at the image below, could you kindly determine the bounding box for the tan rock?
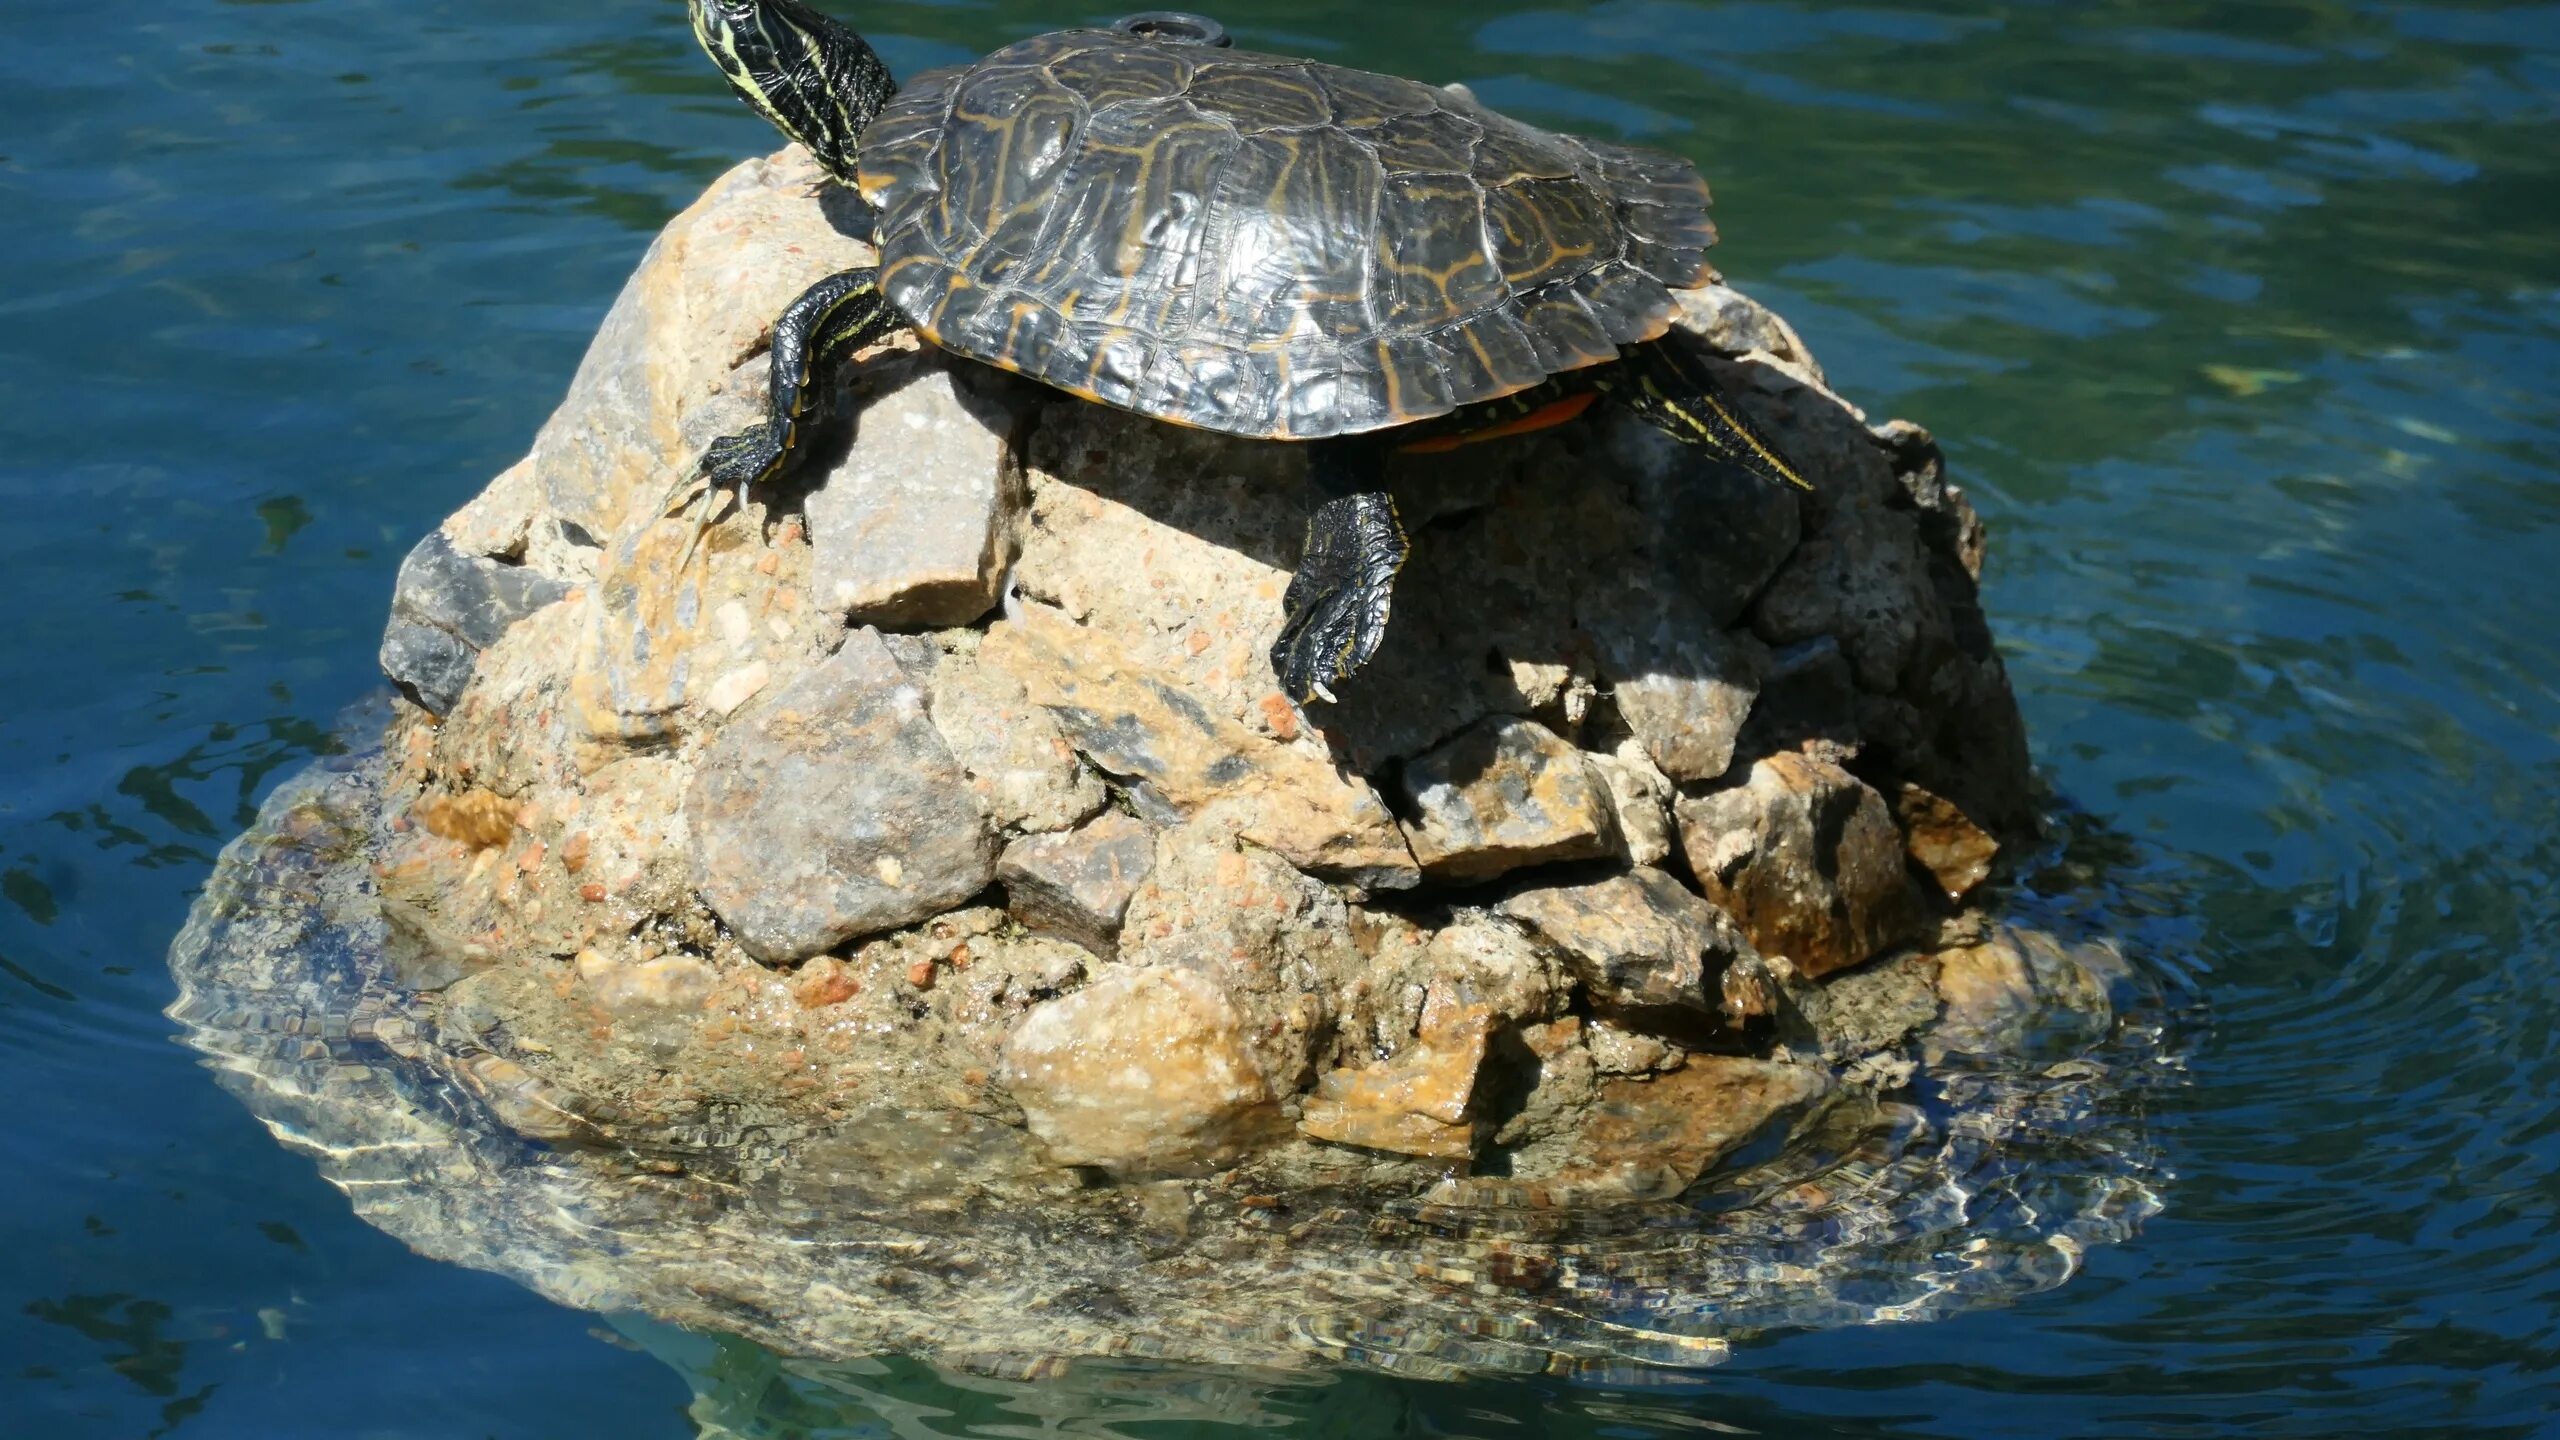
[1573,1056,1831,1188]
[807,362,1025,627]
[979,602,1417,888]
[1676,751,1924,979]
[926,645,1106,835]
[1497,867,1755,1016]
[1298,1002,1492,1160]
[997,812,1157,956]
[1588,739,1678,868]
[1000,967,1279,1176]
[528,147,874,541]
[1398,716,1621,883]
[569,514,806,751]
[1417,918,1562,1026]
[1894,781,1999,899]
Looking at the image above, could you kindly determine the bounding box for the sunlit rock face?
[193,147,2170,1377]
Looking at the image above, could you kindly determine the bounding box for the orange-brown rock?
[1676,751,1924,979]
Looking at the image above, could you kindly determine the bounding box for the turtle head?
[689,0,895,185]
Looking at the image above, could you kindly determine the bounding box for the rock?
[1783,951,1941,1061]
[528,147,874,541]
[927,646,1107,835]
[1298,1002,1492,1160]
[1497,867,1758,1016]
[1673,284,1827,386]
[688,629,997,962]
[1596,407,1801,631]
[1579,567,1768,783]
[1676,752,1924,980]
[997,812,1157,956]
[1000,967,1280,1176]
[806,362,1025,627]
[1119,826,1360,1094]
[980,602,1416,888]
[1751,463,1946,696]
[379,531,572,715]
[1433,1055,1831,1207]
[1584,1017,1680,1076]
[1488,1014,1602,1149]
[1733,634,1860,761]
[1573,1057,1831,1188]
[1894,781,1999,900]
[1416,918,1562,1026]
[1397,716,1621,883]
[569,513,819,750]
[1587,740,1678,867]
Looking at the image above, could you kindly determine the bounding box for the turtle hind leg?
[1271,438,1408,704]
[669,267,901,568]
[1609,339,1814,492]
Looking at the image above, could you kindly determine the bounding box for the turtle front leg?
[671,267,902,564]
[1271,438,1408,704]
[1609,339,1813,493]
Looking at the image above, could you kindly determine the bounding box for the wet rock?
[981,602,1416,888]
[689,629,996,962]
[1298,1002,1492,1160]
[1584,1016,1680,1076]
[1783,951,1941,1062]
[807,363,1025,627]
[1438,1055,1831,1205]
[1418,917,1563,1026]
[997,812,1156,956]
[928,646,1107,835]
[1498,867,1757,1016]
[1930,926,2125,1055]
[1488,1014,1602,1149]
[380,531,573,715]
[1676,752,1924,980]
[1398,716,1621,883]
[1894,781,2000,900]
[1000,967,1280,1176]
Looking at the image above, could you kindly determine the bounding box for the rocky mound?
[170,145,2171,1374]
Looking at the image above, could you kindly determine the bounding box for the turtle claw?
[1269,489,1407,704]
[663,423,788,575]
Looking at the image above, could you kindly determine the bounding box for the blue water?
[6,1,2557,1435]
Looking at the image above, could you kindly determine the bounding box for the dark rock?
[379,531,571,715]
[1579,567,1768,784]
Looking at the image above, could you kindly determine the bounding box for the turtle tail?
[690,0,896,185]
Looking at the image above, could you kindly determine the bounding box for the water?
[4,0,2553,1435]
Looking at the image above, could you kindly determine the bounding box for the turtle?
[681,1,1810,702]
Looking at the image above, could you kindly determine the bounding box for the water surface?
[4,1,2555,1436]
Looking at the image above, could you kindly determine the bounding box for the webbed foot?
[1270,488,1407,703]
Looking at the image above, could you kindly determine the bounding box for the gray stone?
[1676,752,1923,981]
[928,647,1107,835]
[1397,716,1622,883]
[1598,407,1802,630]
[1734,635,1861,761]
[379,531,572,715]
[688,629,997,962]
[808,363,1025,628]
[1498,867,1758,1016]
[997,811,1157,955]
[1580,567,1768,784]
[1587,740,1677,868]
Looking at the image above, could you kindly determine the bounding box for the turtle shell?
[857,29,1720,440]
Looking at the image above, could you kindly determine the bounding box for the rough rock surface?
[1399,716,1622,882]
[807,362,1025,627]
[355,145,2058,1238]
[688,629,996,962]
[1499,867,1760,1018]
[379,532,572,715]
[997,811,1156,956]
[1676,752,1926,980]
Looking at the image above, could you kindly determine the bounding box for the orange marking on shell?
[1397,391,1599,454]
